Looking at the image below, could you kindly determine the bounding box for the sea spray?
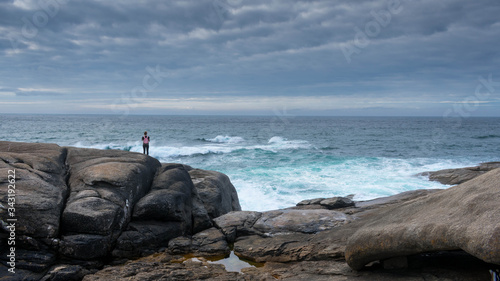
[2,115,498,211]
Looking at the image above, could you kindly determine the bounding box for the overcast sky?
[1,0,499,116]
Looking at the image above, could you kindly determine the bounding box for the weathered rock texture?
[82,252,276,281]
[85,181,499,280]
[186,168,241,219]
[421,161,500,185]
[0,142,69,274]
[345,168,500,270]
[0,141,240,280]
[168,227,230,257]
[60,147,161,260]
[82,250,496,281]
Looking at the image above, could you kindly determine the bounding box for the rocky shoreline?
[1,141,499,280]
[419,162,500,185]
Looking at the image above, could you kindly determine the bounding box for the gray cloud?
[0,0,499,115]
[15,90,64,96]
[0,86,17,92]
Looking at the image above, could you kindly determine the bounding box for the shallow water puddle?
[183,251,263,273]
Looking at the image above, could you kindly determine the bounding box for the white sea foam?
[72,141,140,152]
[263,136,312,151]
[67,139,478,212]
[5,115,497,213]
[135,136,313,159]
[152,145,237,158]
[204,135,245,144]
[268,136,309,146]
[224,157,464,211]
[268,136,287,144]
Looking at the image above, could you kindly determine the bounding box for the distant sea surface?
[1,114,499,211]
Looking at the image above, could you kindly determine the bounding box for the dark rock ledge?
[419,161,500,185]
[1,141,499,281]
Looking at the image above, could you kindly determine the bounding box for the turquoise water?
[1,114,499,211]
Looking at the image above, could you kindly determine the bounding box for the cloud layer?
[1,0,499,115]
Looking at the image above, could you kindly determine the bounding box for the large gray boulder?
[141,163,213,233]
[0,142,68,239]
[0,142,68,274]
[187,168,241,218]
[345,168,500,270]
[113,163,213,258]
[60,147,161,260]
[133,164,196,226]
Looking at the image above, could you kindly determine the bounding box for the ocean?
[1,114,499,211]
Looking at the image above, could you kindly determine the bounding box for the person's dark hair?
[144,131,147,135]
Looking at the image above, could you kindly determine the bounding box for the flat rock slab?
[234,233,316,263]
[80,251,495,281]
[346,168,500,270]
[422,162,500,185]
[233,224,358,263]
[82,252,276,281]
[253,209,352,235]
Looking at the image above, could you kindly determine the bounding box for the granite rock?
[346,168,500,270]
[168,227,230,257]
[421,161,500,185]
[187,168,241,218]
[0,141,241,276]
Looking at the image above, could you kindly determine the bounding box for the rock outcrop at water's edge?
[0,141,241,280]
[420,161,500,185]
[345,168,500,270]
[0,141,499,281]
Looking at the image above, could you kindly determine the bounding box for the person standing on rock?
[142,131,150,155]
